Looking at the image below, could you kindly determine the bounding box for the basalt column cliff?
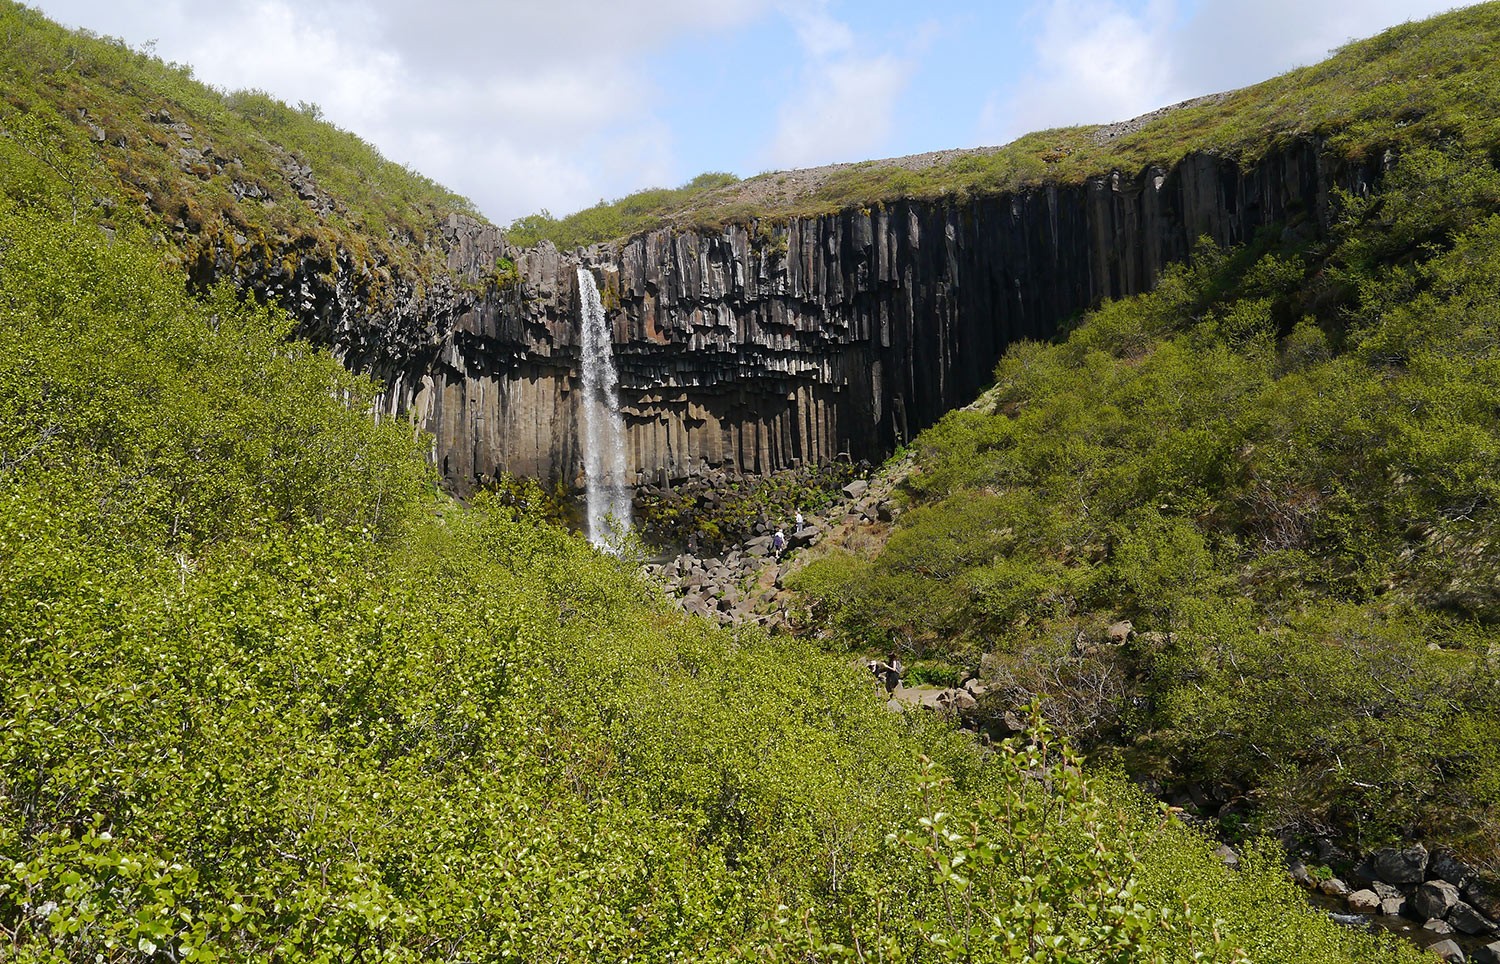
[382,140,1370,489]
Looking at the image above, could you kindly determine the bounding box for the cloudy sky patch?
[25,0,1486,223]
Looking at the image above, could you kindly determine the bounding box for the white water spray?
[577,266,633,548]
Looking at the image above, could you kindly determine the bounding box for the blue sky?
[25,0,1483,223]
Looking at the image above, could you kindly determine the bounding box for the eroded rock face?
[237,139,1384,490]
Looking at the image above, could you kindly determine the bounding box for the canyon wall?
[352,139,1377,489]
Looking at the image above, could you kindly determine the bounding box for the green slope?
[0,193,1423,960]
[791,140,1500,869]
[0,0,480,306]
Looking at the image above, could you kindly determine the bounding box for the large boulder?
[941,688,979,712]
[1450,902,1499,936]
[1371,844,1429,885]
[1473,941,1500,964]
[1319,877,1351,898]
[789,525,818,548]
[1414,880,1463,920]
[1466,880,1500,921]
[1428,938,1466,963]
[1346,889,1381,913]
[1431,852,1478,889]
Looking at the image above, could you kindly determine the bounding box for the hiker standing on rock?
[872,652,903,694]
[772,528,786,557]
[794,510,804,529]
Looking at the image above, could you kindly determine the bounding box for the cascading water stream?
[577,266,633,548]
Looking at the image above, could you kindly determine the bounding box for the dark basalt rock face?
[237,139,1384,491]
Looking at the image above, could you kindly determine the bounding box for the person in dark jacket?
[871,652,904,694]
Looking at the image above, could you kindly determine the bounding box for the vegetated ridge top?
[509,2,1500,247]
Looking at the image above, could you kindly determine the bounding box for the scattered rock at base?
[1451,902,1499,936]
[1415,880,1463,921]
[1346,890,1381,914]
[1431,852,1478,890]
[1372,844,1429,885]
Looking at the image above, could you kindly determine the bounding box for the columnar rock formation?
[354,139,1379,489]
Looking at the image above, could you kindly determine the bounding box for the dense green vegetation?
[0,111,1421,964]
[792,144,1500,867]
[0,0,478,305]
[511,3,1500,245]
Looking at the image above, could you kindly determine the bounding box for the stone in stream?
[1414,880,1463,921]
[1346,890,1381,913]
[1426,919,1455,936]
[1428,938,1466,963]
[1319,877,1351,898]
[1465,880,1500,922]
[1450,902,1499,936]
[1473,941,1500,964]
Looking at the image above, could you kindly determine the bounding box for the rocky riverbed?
[1292,844,1500,962]
[641,460,907,632]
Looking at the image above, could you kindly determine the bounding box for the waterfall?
[577,266,633,548]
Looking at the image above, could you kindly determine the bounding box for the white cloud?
[979,0,1178,144]
[763,2,915,170]
[979,0,1484,147]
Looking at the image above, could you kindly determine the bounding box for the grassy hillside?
[0,0,479,306]
[512,2,1500,246]
[0,176,1423,960]
[791,139,1500,868]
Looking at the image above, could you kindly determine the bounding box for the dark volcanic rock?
[364,141,1383,490]
[197,140,1386,492]
[1415,880,1462,921]
[1451,902,1499,936]
[1371,844,1429,886]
